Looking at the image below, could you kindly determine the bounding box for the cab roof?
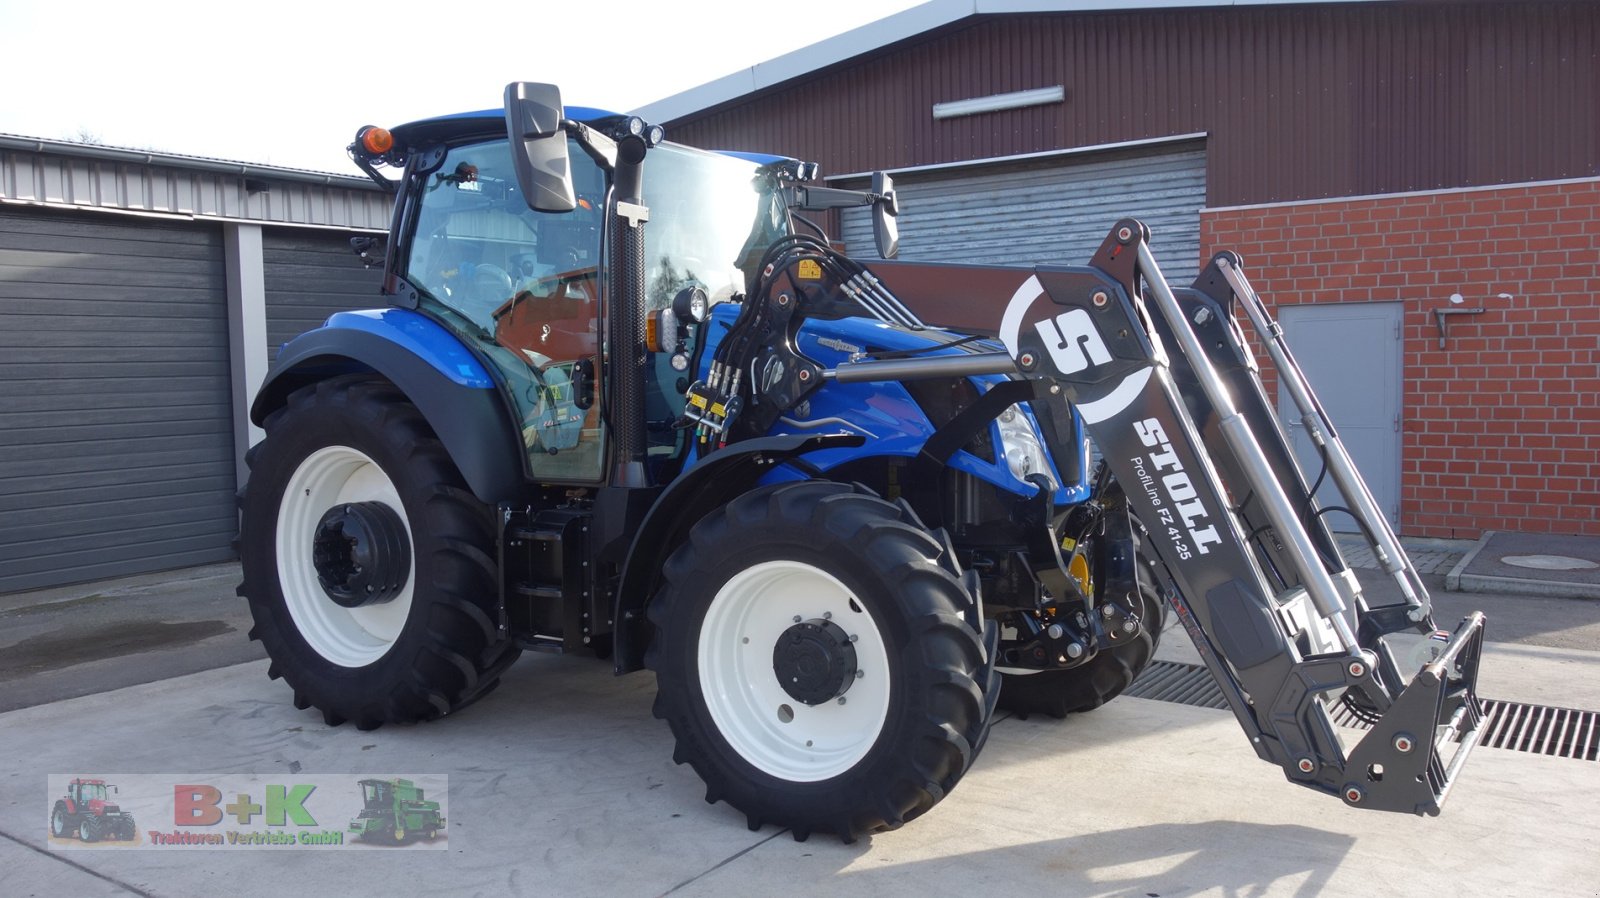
[389,107,794,168]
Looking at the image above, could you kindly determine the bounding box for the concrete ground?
[2,561,1598,897]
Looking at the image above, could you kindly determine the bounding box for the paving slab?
[1450,531,1600,600]
[2,650,1597,898]
[0,562,262,713]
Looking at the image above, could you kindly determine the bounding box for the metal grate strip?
[1127,662,1600,762]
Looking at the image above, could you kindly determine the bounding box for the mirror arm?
[565,121,618,173]
[782,184,882,211]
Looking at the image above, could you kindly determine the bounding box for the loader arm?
[986,219,1485,814]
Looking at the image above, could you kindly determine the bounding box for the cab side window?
[405,138,608,482]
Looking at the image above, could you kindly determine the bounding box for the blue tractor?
[240,83,1486,841]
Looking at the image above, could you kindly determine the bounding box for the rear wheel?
[50,804,70,838]
[238,375,520,730]
[649,481,996,842]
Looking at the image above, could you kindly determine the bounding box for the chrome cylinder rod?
[1216,257,1431,621]
[825,351,1018,383]
[1137,242,1360,652]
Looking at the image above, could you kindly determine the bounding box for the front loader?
[237,81,1484,842]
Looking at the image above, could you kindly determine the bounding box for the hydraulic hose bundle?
[680,235,925,452]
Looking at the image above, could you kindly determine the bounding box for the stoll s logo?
[999,275,1151,424]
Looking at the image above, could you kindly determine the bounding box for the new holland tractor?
[238,82,1486,842]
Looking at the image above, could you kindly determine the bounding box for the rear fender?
[612,433,865,673]
[251,309,525,504]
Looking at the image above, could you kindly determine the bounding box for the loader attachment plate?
[1339,611,1486,815]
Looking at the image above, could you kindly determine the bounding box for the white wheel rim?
[698,560,891,782]
[276,446,415,667]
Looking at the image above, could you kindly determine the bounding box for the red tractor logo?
[51,778,136,842]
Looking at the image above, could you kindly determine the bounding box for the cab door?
[404,137,608,483]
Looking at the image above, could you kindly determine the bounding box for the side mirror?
[504,82,577,213]
[870,171,899,260]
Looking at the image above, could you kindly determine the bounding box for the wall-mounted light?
[932,86,1065,120]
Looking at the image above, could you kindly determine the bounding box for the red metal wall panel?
[665,2,1599,207]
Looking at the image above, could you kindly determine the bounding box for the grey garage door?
[0,207,235,593]
[264,228,385,356]
[840,139,1206,283]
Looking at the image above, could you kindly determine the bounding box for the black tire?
[648,481,996,843]
[79,818,98,842]
[238,375,520,730]
[996,525,1168,719]
[50,803,72,839]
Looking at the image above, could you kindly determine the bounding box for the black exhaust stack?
[607,120,661,488]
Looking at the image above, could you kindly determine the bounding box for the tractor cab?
[362,108,793,485]
[70,779,108,805]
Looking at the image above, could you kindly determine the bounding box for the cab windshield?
[403,135,788,481]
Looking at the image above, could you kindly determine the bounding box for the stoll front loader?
[238,82,1486,842]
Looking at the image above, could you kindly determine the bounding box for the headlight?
[996,404,1055,490]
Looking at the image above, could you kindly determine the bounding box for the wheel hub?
[312,501,411,608]
[772,618,857,705]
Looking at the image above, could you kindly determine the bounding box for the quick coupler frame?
[994,219,1487,815]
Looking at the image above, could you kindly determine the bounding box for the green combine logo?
[349,779,444,845]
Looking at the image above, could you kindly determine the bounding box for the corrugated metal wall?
[0,207,236,593]
[0,146,390,230]
[264,228,386,356]
[666,1,1598,207]
[838,140,1205,279]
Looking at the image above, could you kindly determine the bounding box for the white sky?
[0,0,922,174]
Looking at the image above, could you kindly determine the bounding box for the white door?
[1277,303,1404,533]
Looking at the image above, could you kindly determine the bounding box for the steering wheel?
[458,263,514,329]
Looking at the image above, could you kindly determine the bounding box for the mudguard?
[251,309,525,504]
[612,433,865,673]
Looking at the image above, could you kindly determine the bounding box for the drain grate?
[1476,700,1600,761]
[1125,660,1229,709]
[1128,662,1600,762]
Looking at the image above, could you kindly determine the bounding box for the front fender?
[612,433,865,674]
[252,309,525,504]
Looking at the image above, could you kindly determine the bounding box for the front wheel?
[649,481,995,842]
[997,515,1168,718]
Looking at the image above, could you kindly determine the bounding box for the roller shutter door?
[264,228,385,356]
[841,140,1206,283]
[0,208,235,593]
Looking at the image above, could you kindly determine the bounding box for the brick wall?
[1201,180,1600,538]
